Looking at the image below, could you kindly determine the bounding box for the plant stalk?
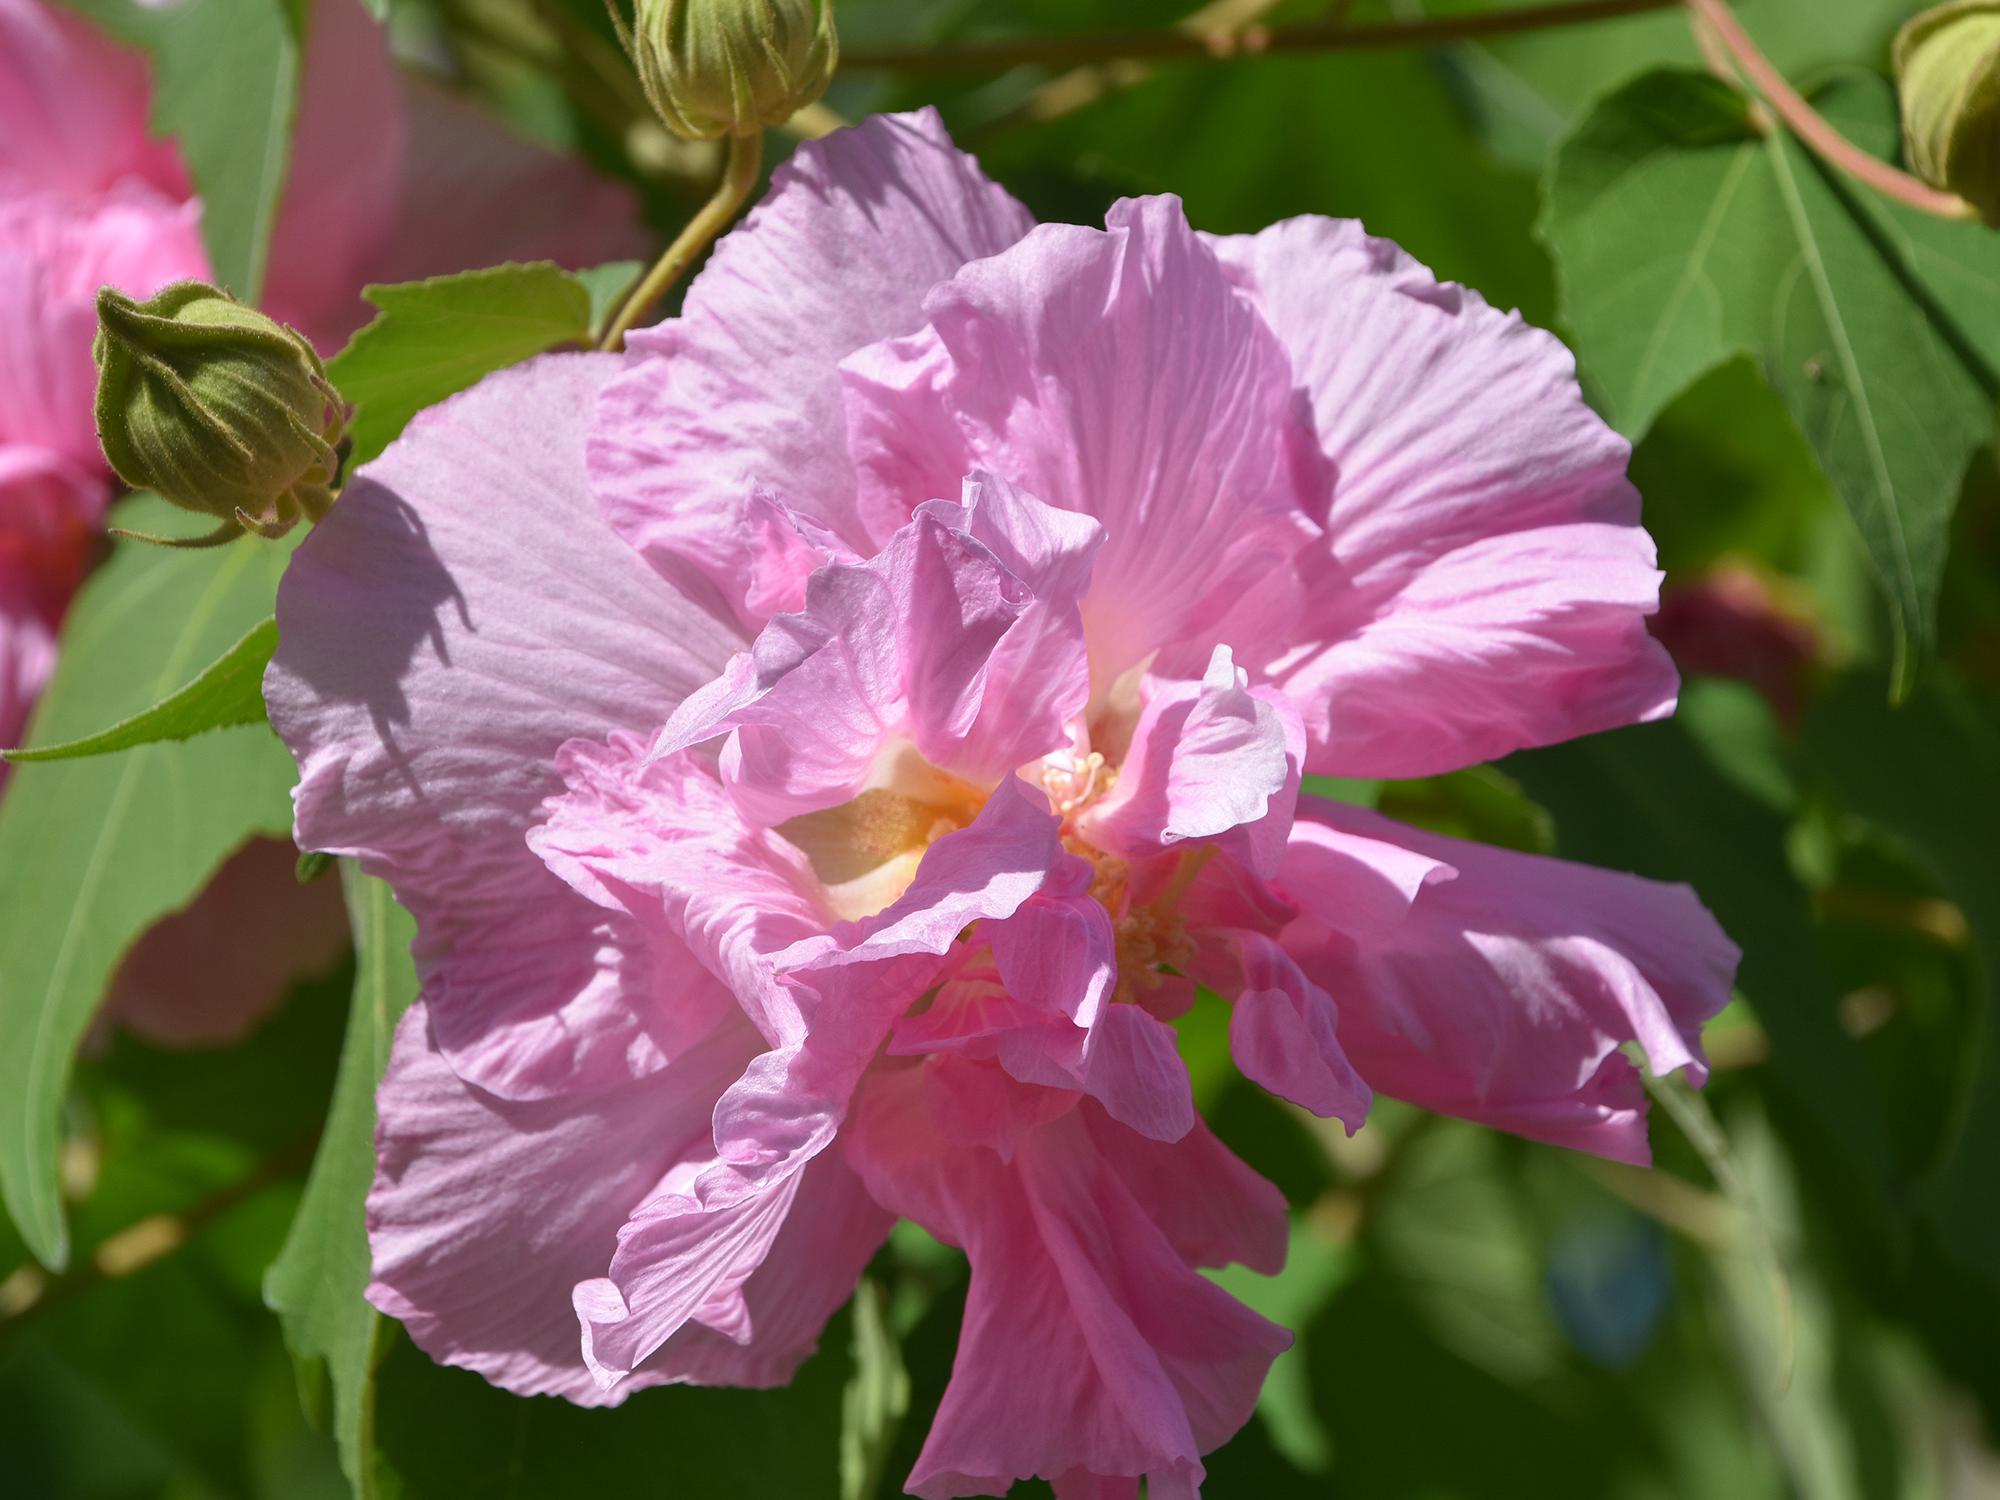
[599,129,763,352]
[1685,0,1978,222]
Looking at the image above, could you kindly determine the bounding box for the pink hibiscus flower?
[266,111,1739,1497]
[0,0,646,1042]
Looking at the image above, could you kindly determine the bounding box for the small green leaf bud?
[620,0,837,141]
[92,280,345,544]
[1895,0,2000,224]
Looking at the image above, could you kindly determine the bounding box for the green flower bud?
[620,0,837,141]
[1895,0,2000,224]
[92,280,344,544]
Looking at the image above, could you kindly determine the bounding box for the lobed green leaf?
[329,262,598,466]
[1542,69,2000,694]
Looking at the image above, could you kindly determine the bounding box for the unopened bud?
[1895,0,2000,225]
[621,0,837,141]
[92,281,344,544]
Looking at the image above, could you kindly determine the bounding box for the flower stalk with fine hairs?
[598,129,764,352]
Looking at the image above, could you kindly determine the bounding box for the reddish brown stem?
[1685,0,1976,221]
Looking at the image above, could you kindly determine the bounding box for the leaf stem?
[598,129,763,352]
[1684,0,1978,222]
[840,0,1684,74]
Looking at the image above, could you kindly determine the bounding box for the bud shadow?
[277,477,469,804]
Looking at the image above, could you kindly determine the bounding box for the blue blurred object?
[1545,1211,1671,1369]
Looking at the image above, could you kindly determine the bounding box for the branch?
[842,0,1685,74]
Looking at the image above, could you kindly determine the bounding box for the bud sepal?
[92,280,346,546]
[1895,0,2000,225]
[616,0,837,141]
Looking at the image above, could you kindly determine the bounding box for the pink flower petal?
[1207,217,1679,778]
[0,443,107,554]
[1078,645,1302,878]
[652,492,1090,821]
[267,353,745,1098]
[998,1002,1195,1145]
[987,853,1114,1032]
[550,776,1079,1388]
[848,1066,1290,1499]
[1192,927,1372,1130]
[0,184,208,469]
[532,736,827,1044]
[0,0,187,199]
[848,195,1325,688]
[574,1141,892,1390]
[0,552,57,784]
[590,109,1032,630]
[260,0,403,346]
[368,1000,757,1402]
[1284,796,1739,1164]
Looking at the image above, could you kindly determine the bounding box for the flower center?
[777,744,986,922]
[778,738,1206,1003]
[1069,840,1207,1005]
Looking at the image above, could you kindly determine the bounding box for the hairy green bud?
[1895,0,2000,224]
[620,0,837,141]
[92,281,344,544]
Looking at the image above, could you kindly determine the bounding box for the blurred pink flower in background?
[1649,562,1822,728]
[268,110,1740,1497]
[0,0,647,1041]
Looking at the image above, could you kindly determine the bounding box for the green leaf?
[1209,1221,1355,1475]
[1804,672,2000,1287]
[5,617,276,764]
[840,1278,910,1500]
[978,45,1553,325]
[1542,69,1999,691]
[329,262,596,465]
[571,259,646,341]
[60,0,305,299]
[265,867,418,1500]
[370,1312,854,1498]
[0,501,298,1270]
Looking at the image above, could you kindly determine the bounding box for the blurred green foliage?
[7,0,2000,1495]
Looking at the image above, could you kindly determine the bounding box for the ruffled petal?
[1207,217,1678,777]
[846,195,1325,687]
[1078,645,1302,878]
[998,1002,1194,1146]
[652,489,1090,822]
[1190,927,1371,1130]
[366,1001,756,1403]
[266,353,745,1098]
[543,769,1077,1390]
[848,1065,1290,1499]
[589,109,1032,629]
[1283,797,1739,1164]
[531,736,827,1044]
